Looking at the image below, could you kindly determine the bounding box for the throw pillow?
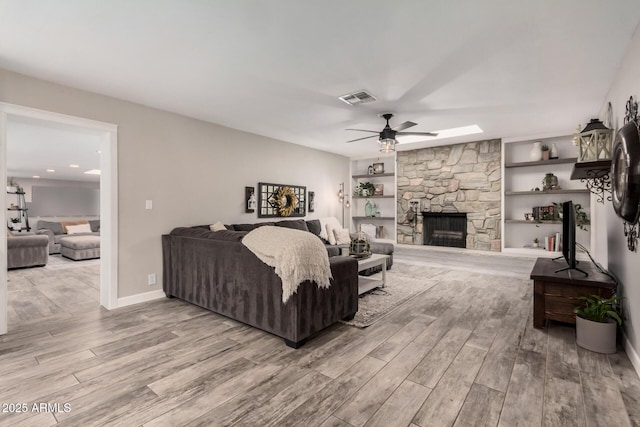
[319,217,341,241]
[66,223,92,234]
[209,221,227,232]
[333,228,351,245]
[326,223,337,245]
[306,219,322,236]
[61,220,89,233]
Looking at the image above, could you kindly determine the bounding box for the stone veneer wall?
[397,139,502,251]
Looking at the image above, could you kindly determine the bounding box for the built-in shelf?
[6,191,25,195]
[570,160,612,180]
[352,216,395,220]
[352,195,394,199]
[352,172,395,179]
[505,157,577,168]
[7,207,28,211]
[505,189,590,196]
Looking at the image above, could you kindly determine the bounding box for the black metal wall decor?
[611,95,640,251]
[258,182,306,218]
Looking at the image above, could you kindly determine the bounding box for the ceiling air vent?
[338,90,377,106]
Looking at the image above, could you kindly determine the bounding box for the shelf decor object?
[577,118,614,162]
[611,96,640,251]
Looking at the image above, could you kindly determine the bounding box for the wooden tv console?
[530,257,617,328]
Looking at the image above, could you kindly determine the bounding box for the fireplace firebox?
[422,212,467,248]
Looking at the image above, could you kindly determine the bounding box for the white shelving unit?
[349,155,396,244]
[502,135,592,257]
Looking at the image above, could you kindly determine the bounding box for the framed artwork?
[372,162,385,174]
[258,182,306,218]
[245,186,256,213]
[308,191,315,212]
[374,184,384,195]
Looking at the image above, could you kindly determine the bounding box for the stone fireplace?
[397,139,501,251]
[422,212,467,248]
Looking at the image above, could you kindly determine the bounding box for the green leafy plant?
[541,144,550,151]
[356,182,376,196]
[574,295,623,326]
[533,237,539,244]
[553,202,590,231]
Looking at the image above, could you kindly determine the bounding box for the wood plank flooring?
[2,246,639,426]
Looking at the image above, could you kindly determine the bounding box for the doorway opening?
[0,103,118,334]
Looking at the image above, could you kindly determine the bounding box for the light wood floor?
[2,248,639,426]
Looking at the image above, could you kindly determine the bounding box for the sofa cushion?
[37,220,64,235]
[171,227,247,242]
[274,219,309,232]
[232,222,274,232]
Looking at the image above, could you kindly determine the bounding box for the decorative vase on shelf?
[365,200,374,217]
[542,173,559,191]
[529,141,542,161]
[550,142,558,159]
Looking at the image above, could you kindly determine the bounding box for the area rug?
[341,269,441,328]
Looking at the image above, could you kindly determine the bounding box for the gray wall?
[0,68,349,298]
[598,23,640,367]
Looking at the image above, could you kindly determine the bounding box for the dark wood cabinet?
[530,257,616,328]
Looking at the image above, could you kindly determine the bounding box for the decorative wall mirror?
[611,96,640,251]
[257,182,306,218]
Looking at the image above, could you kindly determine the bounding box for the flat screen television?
[555,200,588,276]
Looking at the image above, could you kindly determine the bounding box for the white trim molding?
[623,332,640,377]
[0,103,118,335]
[117,290,166,308]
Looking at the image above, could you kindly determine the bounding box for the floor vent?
[338,90,377,106]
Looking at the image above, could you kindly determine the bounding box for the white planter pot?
[576,316,617,354]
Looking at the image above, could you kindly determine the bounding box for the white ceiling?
[1,1,639,158]
[7,117,102,182]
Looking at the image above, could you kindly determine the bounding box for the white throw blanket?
[242,226,333,303]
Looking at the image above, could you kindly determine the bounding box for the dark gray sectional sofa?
[162,224,359,348]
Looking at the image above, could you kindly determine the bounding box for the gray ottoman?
[60,235,101,260]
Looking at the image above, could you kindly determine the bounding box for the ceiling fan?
[346,113,438,152]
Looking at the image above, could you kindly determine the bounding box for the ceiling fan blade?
[346,135,378,143]
[396,131,439,137]
[345,129,379,133]
[393,121,417,131]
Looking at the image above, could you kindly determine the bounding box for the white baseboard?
[117,289,166,308]
[623,332,640,377]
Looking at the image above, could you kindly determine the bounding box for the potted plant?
[357,182,376,197]
[533,237,539,248]
[541,144,550,160]
[553,202,590,231]
[574,295,623,354]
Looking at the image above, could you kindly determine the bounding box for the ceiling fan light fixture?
[379,138,396,152]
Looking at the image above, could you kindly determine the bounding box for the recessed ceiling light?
[46,169,55,173]
[84,169,101,175]
[396,125,484,144]
[69,164,79,168]
[97,150,102,154]
[32,175,40,179]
